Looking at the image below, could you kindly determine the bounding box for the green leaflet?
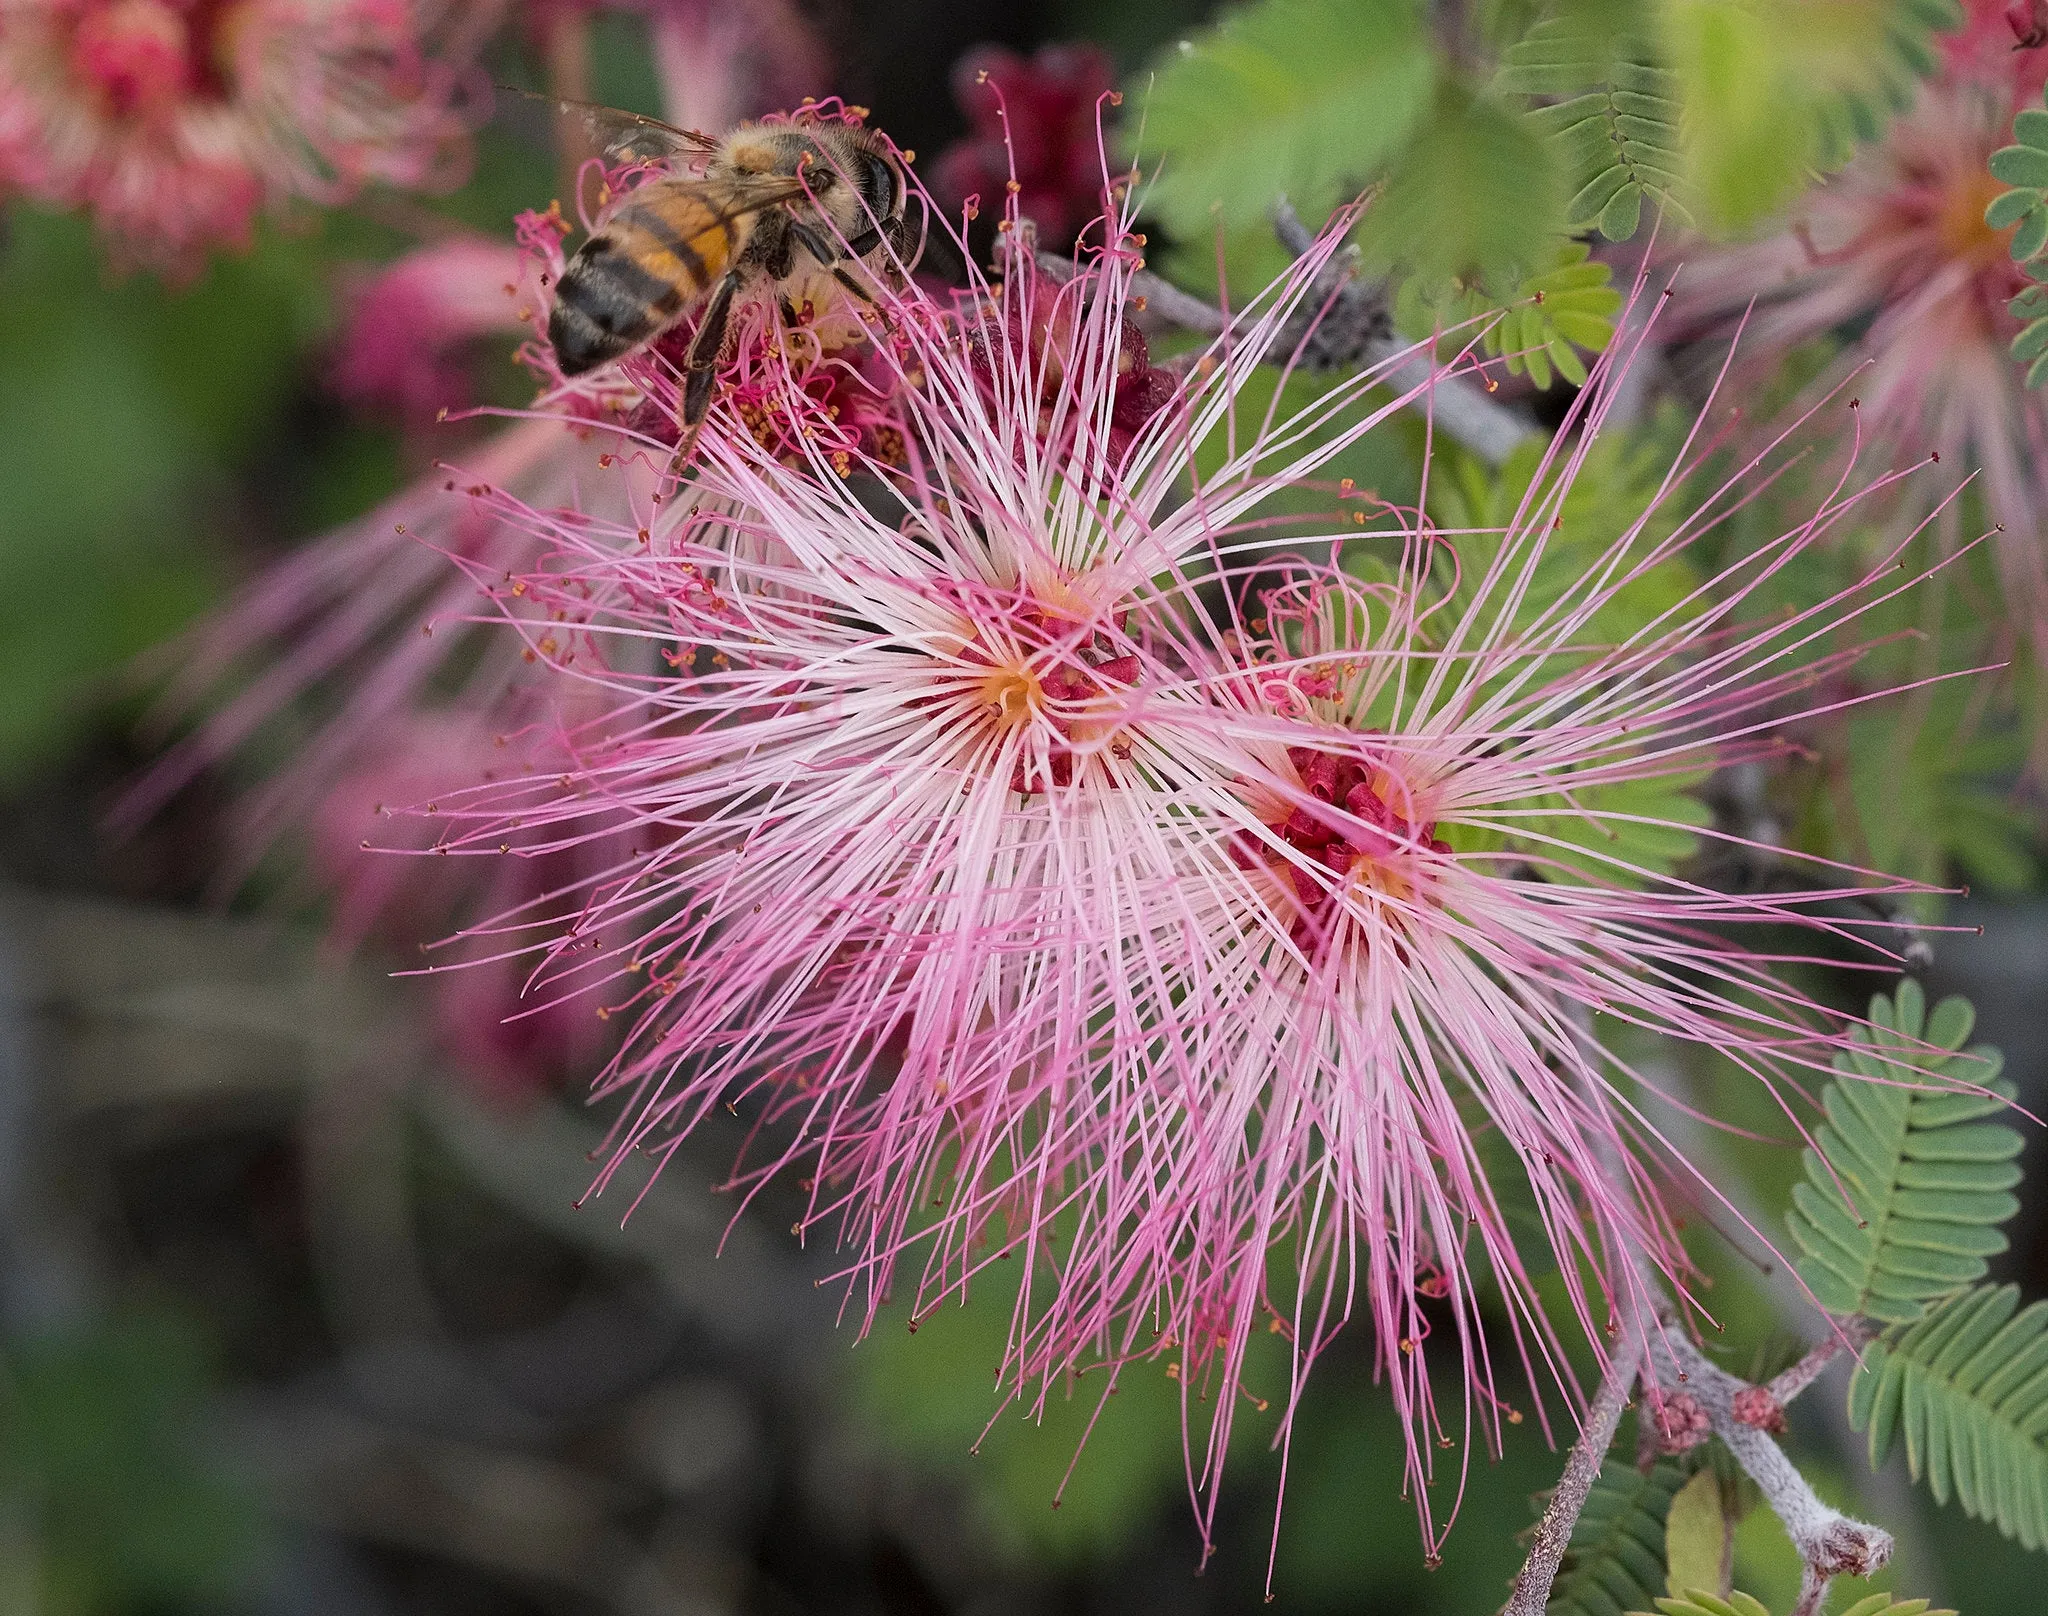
[1350,80,1569,293]
[1785,983,2021,1325]
[1847,692,2038,898]
[1660,1470,1732,1601]
[1987,86,2048,384]
[1658,0,1959,232]
[1538,1455,1689,1616]
[1131,0,1568,302]
[1502,20,1692,241]
[1630,1595,1769,1616]
[1130,0,1436,238]
[1848,1284,2048,1551]
[1396,240,1622,389]
[1632,1595,1953,1616]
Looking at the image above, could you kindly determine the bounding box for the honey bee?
[539,99,917,451]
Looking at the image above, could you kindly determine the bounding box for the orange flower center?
[954,604,1138,794]
[1935,165,2015,269]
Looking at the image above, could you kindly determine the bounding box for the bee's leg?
[668,271,740,481]
[837,224,885,258]
[887,212,924,270]
[830,267,876,304]
[890,204,944,283]
[787,218,847,267]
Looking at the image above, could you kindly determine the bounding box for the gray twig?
[1029,200,1537,466]
[1272,199,1537,466]
[1647,1322,1892,1613]
[1501,1331,1646,1616]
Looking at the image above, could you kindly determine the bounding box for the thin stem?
[1765,1321,1873,1410]
[1502,1332,1646,1616]
[1272,199,1537,465]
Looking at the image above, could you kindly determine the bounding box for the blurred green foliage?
[0,212,311,780]
[0,1310,266,1614]
[1130,0,1959,300]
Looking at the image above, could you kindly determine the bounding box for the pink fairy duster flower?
[395,155,1967,1565]
[0,0,491,274]
[933,42,1117,247]
[127,126,888,1001]
[329,235,530,422]
[1136,424,1954,1555]
[1663,0,2048,647]
[413,184,1463,1343]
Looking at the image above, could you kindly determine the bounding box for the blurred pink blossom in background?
[1667,0,2048,655]
[0,0,494,273]
[329,234,529,421]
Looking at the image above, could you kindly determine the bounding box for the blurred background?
[6,0,2048,1611]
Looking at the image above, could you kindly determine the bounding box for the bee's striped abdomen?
[548,186,737,376]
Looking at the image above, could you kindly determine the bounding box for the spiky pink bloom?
[0,0,490,273]
[330,235,529,421]
[1664,0,2048,642]
[388,167,1964,1567]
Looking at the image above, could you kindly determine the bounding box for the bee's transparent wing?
[502,87,720,163]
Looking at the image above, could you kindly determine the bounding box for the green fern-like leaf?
[1987,92,2048,383]
[1541,1455,1688,1616]
[1503,20,1691,240]
[1785,982,2020,1325]
[1631,1594,1953,1616]
[1848,1283,2048,1550]
[1629,1594,1769,1616]
[1833,1598,1959,1616]
[1848,691,2038,899]
[1660,0,1959,231]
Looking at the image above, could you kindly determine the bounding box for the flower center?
[979,663,1043,728]
[68,0,244,117]
[959,608,1138,794]
[1248,744,1449,943]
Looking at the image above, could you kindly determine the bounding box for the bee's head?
[803,128,906,243]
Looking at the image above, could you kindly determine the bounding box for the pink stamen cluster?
[1665,0,2048,652]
